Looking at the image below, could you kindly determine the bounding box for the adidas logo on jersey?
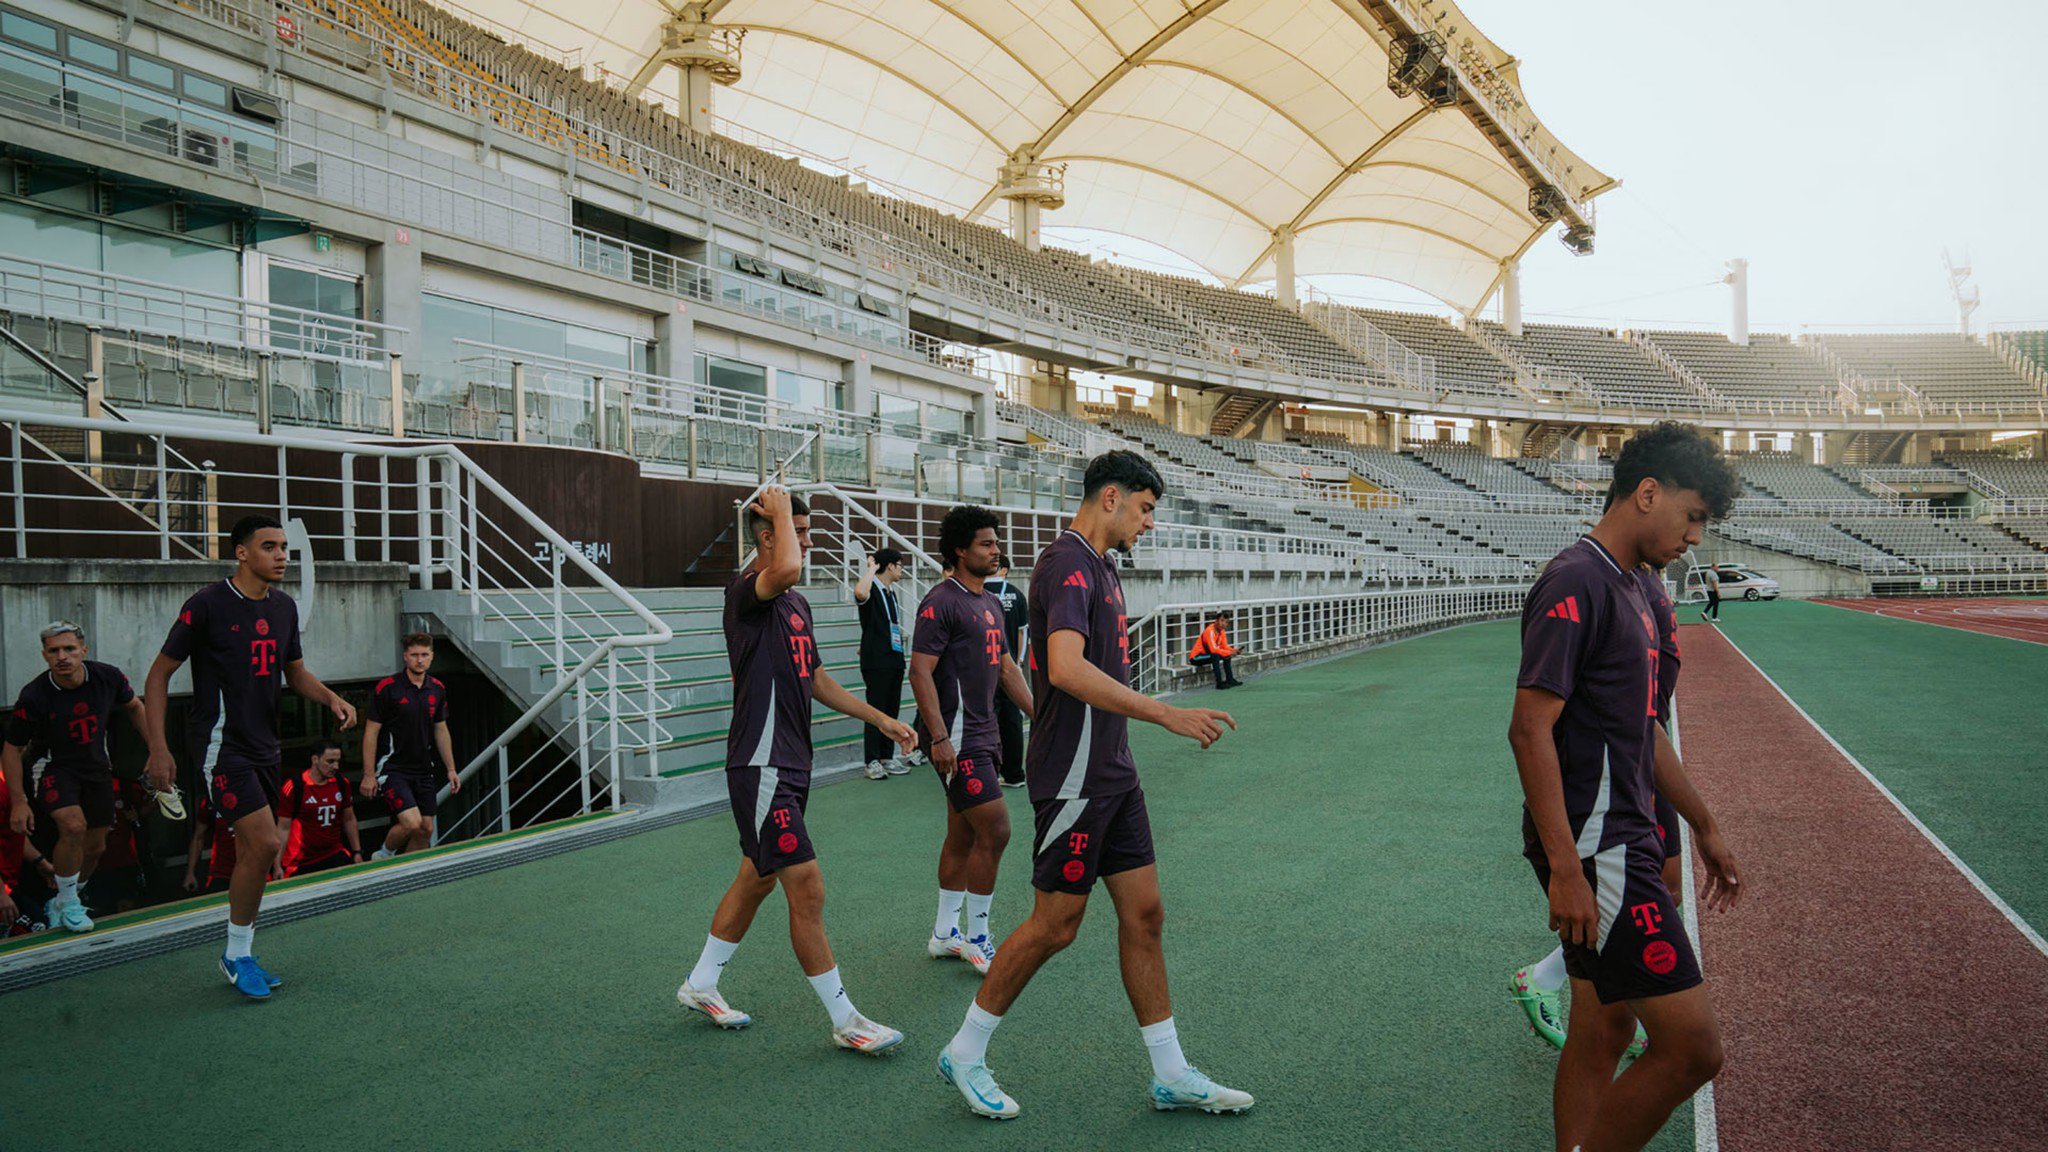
[1063,572,1088,589]
[1544,596,1581,623]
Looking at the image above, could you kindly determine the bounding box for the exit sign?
[312,233,332,252]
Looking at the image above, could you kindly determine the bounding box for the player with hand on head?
[144,515,357,1000]
[676,486,917,1055]
[361,633,457,859]
[3,622,147,933]
[1508,422,1745,1152]
[937,450,1249,1121]
[907,505,1033,975]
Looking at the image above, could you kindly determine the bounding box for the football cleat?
[962,933,996,976]
[1510,967,1567,1049]
[832,1012,904,1055]
[938,1049,1020,1120]
[149,785,187,822]
[928,928,969,961]
[676,981,752,1029]
[220,955,273,1000]
[50,898,94,934]
[1150,1067,1254,1114]
[1626,1020,1648,1059]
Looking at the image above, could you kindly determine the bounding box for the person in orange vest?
[1188,612,1243,690]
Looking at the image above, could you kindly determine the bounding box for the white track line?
[1712,624,2048,959]
[1671,702,1720,1152]
[1815,599,2048,647]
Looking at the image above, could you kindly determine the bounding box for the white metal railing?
[1128,585,1524,695]
[0,406,672,843]
[1301,293,1437,393]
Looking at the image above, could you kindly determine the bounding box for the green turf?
[3,621,1689,1152]
[1713,600,2048,932]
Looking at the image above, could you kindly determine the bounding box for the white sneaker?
[883,757,913,776]
[676,981,752,1029]
[1150,1067,1254,1114]
[50,898,94,933]
[938,1049,1020,1119]
[831,1012,904,1055]
[864,760,889,781]
[371,847,395,861]
[962,933,996,976]
[927,928,969,960]
[148,785,186,821]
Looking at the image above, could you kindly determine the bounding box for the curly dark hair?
[1082,449,1167,501]
[937,504,1001,570]
[1607,422,1741,519]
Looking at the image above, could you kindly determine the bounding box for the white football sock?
[964,892,993,941]
[1140,1017,1190,1083]
[934,888,966,938]
[948,1002,1002,1065]
[688,934,740,991]
[55,873,79,906]
[1528,944,1568,992]
[225,921,255,961]
[807,967,858,1029]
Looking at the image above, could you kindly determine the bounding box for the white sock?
[1527,944,1568,992]
[807,967,858,1029]
[1140,1017,1190,1083]
[948,1002,1002,1065]
[55,873,78,905]
[688,934,740,991]
[934,888,966,938]
[964,892,993,941]
[225,921,256,961]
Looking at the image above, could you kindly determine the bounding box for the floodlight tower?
[623,4,743,132]
[1944,249,1980,336]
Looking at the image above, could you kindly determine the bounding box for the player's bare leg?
[1554,979,1638,1151]
[1576,986,1722,1152]
[413,815,435,853]
[47,805,107,930]
[781,859,901,1053]
[678,860,777,1029]
[937,802,1011,971]
[972,888,1089,1015]
[217,806,285,996]
[379,808,422,856]
[1102,865,1170,1025]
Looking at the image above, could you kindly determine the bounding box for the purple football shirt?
[1024,530,1137,802]
[911,576,1009,750]
[161,580,304,771]
[723,567,819,771]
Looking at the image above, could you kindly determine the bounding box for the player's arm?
[853,552,876,603]
[284,660,356,730]
[120,695,149,743]
[998,653,1032,715]
[813,666,914,754]
[271,816,293,880]
[1651,724,1741,911]
[181,816,206,892]
[2,742,27,836]
[341,801,362,861]
[434,721,460,794]
[142,652,185,794]
[359,719,383,798]
[1044,630,1233,748]
[1507,687,1598,947]
[906,651,953,776]
[748,488,803,602]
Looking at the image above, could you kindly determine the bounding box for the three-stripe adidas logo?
[1545,596,1582,623]
[1063,572,1088,589]
[919,606,937,620]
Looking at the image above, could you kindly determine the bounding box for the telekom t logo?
[67,715,99,744]
[250,638,279,676]
[1067,831,1090,854]
[1629,902,1663,936]
[772,807,793,829]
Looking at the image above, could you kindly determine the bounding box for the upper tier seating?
[1940,453,2048,498]
[1354,309,1518,399]
[1732,454,1880,504]
[1639,332,1840,409]
[1819,334,2048,411]
[1408,445,1570,500]
[1475,322,1700,410]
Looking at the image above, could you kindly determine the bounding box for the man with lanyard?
[984,563,1029,788]
[277,740,361,876]
[855,547,914,780]
[3,622,147,933]
[362,632,458,858]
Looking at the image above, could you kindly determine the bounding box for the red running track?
[1678,623,2048,1151]
[1819,597,2048,645]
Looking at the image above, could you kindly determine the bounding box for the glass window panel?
[99,229,236,336]
[1,12,58,51]
[181,73,226,106]
[491,308,565,362]
[565,324,628,372]
[65,35,118,72]
[125,54,173,91]
[707,356,765,398]
[0,50,62,111]
[317,273,361,319]
[419,294,494,399]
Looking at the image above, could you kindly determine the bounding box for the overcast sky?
[1051,1,2048,335]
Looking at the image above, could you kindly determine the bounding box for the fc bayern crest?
[983,609,995,624]
[789,611,806,631]
[73,702,91,716]
[255,618,271,636]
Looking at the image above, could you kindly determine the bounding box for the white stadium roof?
[450,0,1615,312]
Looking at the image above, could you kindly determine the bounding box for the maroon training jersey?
[723,567,819,771]
[4,661,134,781]
[1024,530,1137,802]
[278,769,351,869]
[911,577,1009,750]
[1634,567,1681,728]
[1518,536,1661,859]
[161,580,302,770]
[370,673,450,775]
[198,800,239,883]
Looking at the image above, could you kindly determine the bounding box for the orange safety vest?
[1189,622,1236,660]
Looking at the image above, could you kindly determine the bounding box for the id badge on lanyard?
[883,589,904,654]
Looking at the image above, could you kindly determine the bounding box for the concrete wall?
[1689,535,1872,601]
[0,560,410,696]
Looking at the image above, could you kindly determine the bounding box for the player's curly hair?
[1607,422,1741,519]
[1083,449,1166,501]
[938,504,1001,571]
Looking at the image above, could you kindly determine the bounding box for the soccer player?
[1511,561,1687,1054]
[984,563,1028,788]
[144,515,357,1000]
[277,740,361,877]
[1507,422,1745,1152]
[675,487,916,1053]
[2,622,147,933]
[361,633,457,858]
[937,450,1249,1121]
[854,547,912,780]
[907,505,1033,974]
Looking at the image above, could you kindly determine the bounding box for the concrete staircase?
[409,583,873,808]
